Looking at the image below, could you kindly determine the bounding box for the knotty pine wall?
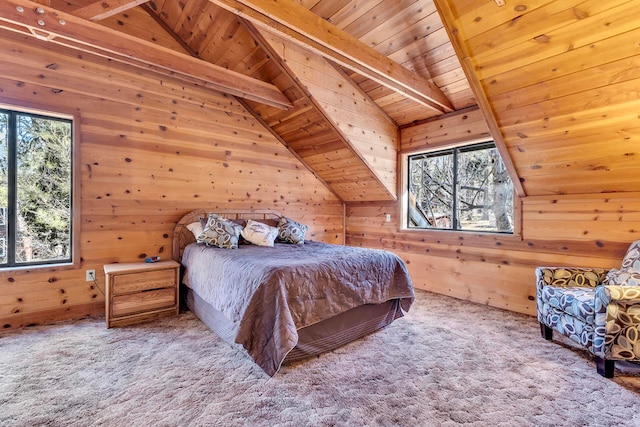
[347,107,637,316]
[0,31,343,330]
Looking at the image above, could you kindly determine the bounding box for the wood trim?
[72,111,82,268]
[433,0,525,197]
[0,302,103,330]
[73,0,150,21]
[0,0,293,110]
[211,0,454,114]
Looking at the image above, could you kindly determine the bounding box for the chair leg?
[595,356,615,378]
[539,323,553,340]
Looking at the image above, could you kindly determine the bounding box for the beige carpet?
[2,290,640,427]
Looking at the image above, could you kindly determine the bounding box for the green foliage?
[1,113,72,263]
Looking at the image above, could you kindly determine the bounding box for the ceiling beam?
[0,0,293,109]
[73,0,150,21]
[433,0,525,197]
[210,0,454,115]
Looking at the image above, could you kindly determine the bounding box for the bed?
[173,209,415,376]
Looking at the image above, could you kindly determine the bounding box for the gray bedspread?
[181,241,414,376]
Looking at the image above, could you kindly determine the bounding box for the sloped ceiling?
[1,0,476,202]
[436,0,640,196]
[7,1,638,201]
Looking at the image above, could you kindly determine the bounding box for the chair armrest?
[535,267,609,290]
[593,285,640,358]
[596,285,640,305]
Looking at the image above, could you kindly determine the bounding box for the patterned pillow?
[621,240,640,272]
[196,214,243,249]
[604,268,640,286]
[277,216,308,244]
[241,219,278,247]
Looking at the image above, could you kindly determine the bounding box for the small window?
[0,108,74,267]
[406,141,513,234]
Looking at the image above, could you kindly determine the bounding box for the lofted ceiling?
[437,0,640,197]
[6,1,635,201]
[1,0,477,203]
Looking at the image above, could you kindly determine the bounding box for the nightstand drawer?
[111,288,176,317]
[104,260,180,328]
[112,269,176,295]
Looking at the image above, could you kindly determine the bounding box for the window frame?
[0,101,81,273]
[399,137,522,239]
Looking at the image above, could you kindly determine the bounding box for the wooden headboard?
[172,209,282,262]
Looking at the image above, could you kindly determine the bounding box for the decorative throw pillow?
[241,219,278,247]
[196,214,243,249]
[277,216,308,244]
[620,240,640,272]
[604,269,640,287]
[186,221,204,239]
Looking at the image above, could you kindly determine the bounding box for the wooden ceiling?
[3,1,637,200]
[439,0,640,197]
[1,0,475,203]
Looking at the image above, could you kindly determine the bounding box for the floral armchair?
[536,240,640,377]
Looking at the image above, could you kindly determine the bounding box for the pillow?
[277,216,308,244]
[241,219,278,247]
[196,214,243,249]
[605,269,640,286]
[186,221,204,239]
[621,240,640,272]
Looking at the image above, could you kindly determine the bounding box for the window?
[406,141,513,234]
[0,108,73,267]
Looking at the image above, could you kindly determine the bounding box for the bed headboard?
[172,209,283,262]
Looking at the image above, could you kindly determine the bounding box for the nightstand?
[104,260,180,328]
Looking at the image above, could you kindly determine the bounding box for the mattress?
[181,240,414,375]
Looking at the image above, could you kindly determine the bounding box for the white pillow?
[186,221,204,239]
[241,219,278,247]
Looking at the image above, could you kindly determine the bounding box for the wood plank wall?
[347,107,638,316]
[0,31,343,330]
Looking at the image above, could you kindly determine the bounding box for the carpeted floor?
[2,289,640,427]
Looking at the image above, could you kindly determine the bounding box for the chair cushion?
[540,286,596,324]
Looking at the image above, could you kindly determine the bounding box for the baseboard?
[1,302,104,331]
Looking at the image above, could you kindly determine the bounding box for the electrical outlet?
[86,269,96,282]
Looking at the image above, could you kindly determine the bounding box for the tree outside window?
[0,109,73,267]
[407,142,513,233]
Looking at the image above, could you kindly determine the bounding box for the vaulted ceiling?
[1,0,476,203]
[3,0,638,201]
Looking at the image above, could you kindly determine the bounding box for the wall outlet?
[86,269,96,282]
